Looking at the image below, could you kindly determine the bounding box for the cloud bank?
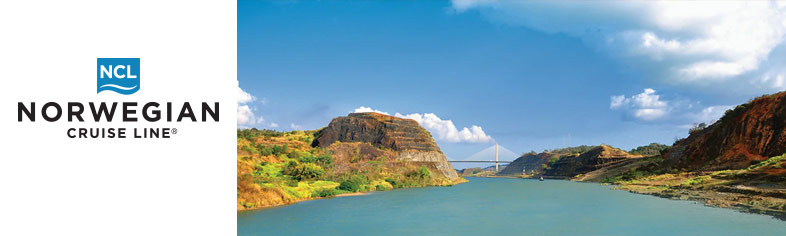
[352,107,493,143]
[609,88,733,127]
[451,0,786,93]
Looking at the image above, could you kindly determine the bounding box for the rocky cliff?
[313,112,460,180]
[544,145,642,177]
[664,92,786,170]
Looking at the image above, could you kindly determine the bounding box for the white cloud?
[237,85,258,128]
[396,112,493,143]
[350,106,492,143]
[269,122,279,128]
[610,88,736,127]
[690,105,733,125]
[609,88,670,121]
[451,0,786,90]
[290,123,303,130]
[237,105,256,128]
[237,84,270,129]
[610,95,626,109]
[352,106,390,115]
[237,85,255,104]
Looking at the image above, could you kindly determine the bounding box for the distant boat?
[539,176,544,181]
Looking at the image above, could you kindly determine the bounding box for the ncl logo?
[97,58,140,95]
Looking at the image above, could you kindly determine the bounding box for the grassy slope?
[237,129,459,211]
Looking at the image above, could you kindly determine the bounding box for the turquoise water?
[238,177,786,235]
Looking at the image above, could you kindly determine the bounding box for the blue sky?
[238,0,786,164]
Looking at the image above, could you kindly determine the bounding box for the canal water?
[238,177,786,235]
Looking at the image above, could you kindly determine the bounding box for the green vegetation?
[721,102,750,123]
[338,175,369,192]
[237,129,455,210]
[313,188,341,198]
[629,143,670,156]
[237,128,285,140]
[545,145,596,155]
[375,184,390,191]
[411,166,431,179]
[299,154,333,166]
[283,161,324,181]
[543,156,562,169]
[747,153,786,170]
[688,123,708,135]
[603,167,664,183]
[681,175,711,186]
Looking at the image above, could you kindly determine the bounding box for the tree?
[689,122,707,135]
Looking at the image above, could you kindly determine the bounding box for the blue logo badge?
[97,58,140,95]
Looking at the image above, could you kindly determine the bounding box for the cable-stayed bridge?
[448,143,518,172]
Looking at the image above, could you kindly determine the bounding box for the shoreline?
[482,174,786,221]
[239,192,369,212]
[239,178,467,212]
[613,183,786,221]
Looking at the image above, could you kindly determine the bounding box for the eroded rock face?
[313,112,460,180]
[399,151,459,179]
[544,145,641,177]
[313,112,441,152]
[664,92,786,170]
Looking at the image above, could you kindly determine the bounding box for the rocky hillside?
[544,145,642,177]
[313,112,460,180]
[498,152,555,176]
[313,112,441,152]
[237,112,465,211]
[664,92,786,170]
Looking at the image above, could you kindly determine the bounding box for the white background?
[0,1,237,235]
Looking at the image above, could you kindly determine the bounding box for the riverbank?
[493,161,786,220]
[609,172,786,220]
[238,192,370,212]
[540,154,786,220]
[239,177,468,212]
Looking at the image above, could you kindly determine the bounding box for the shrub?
[384,178,399,189]
[413,166,430,179]
[314,188,339,198]
[338,175,369,192]
[241,145,256,154]
[299,154,333,166]
[283,161,324,181]
[688,123,707,135]
[375,184,390,191]
[271,144,288,156]
[258,144,273,155]
[629,143,670,156]
[287,150,301,160]
[547,157,560,166]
